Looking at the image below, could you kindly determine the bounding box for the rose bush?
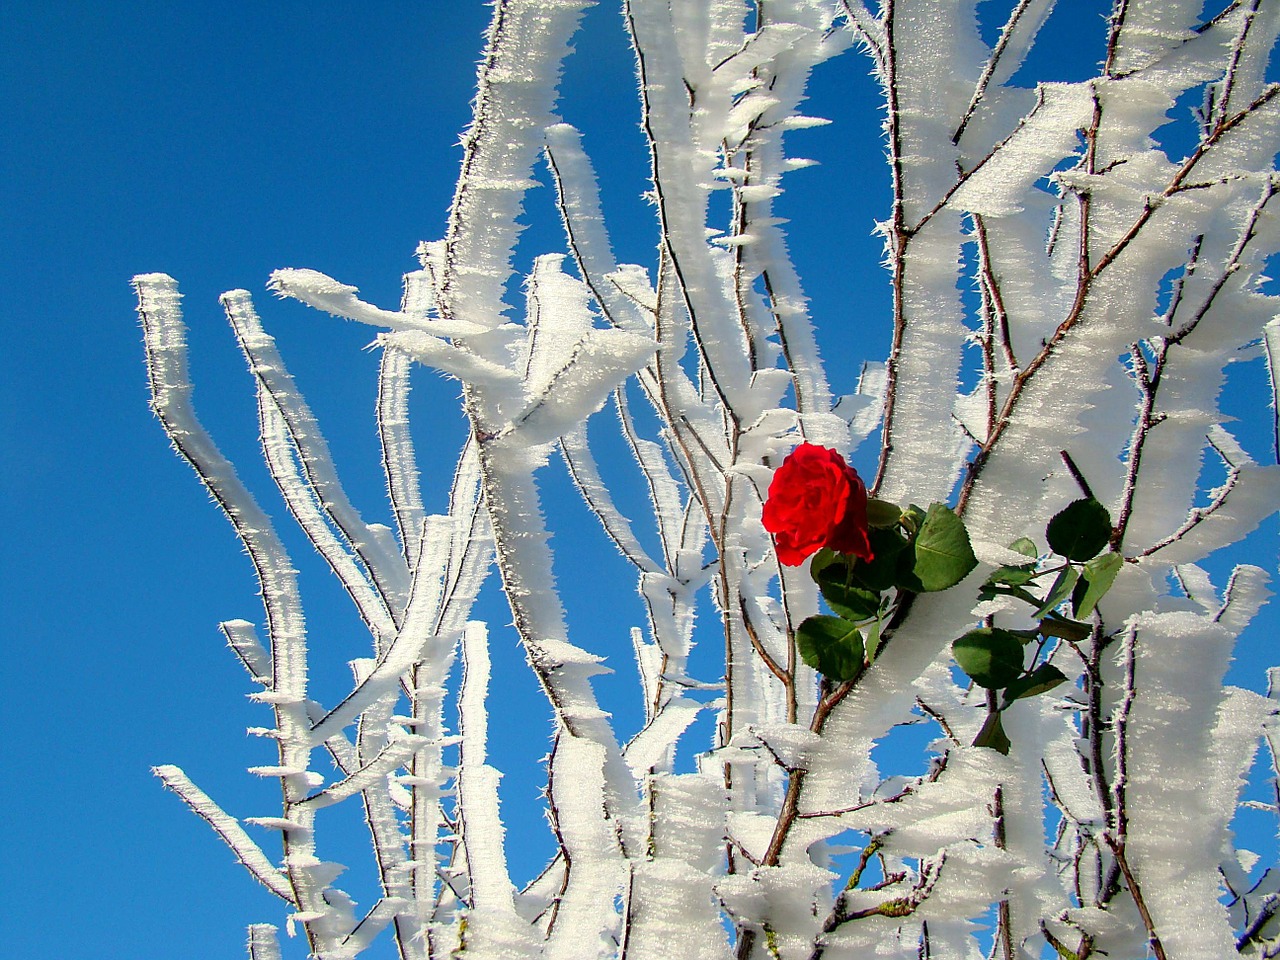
[762,443,874,566]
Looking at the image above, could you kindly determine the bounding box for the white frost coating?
[964,0,1054,109]
[223,289,406,638]
[244,816,306,831]
[247,924,282,960]
[623,699,703,779]
[628,0,757,417]
[221,619,271,685]
[308,622,440,743]
[133,276,308,706]
[308,510,467,743]
[720,7,850,447]
[617,393,690,562]
[1265,315,1280,462]
[1135,459,1280,568]
[507,327,657,445]
[1123,608,1270,958]
[135,275,353,948]
[875,223,972,503]
[718,862,838,959]
[426,0,657,839]
[544,124,652,336]
[301,736,425,808]
[153,766,294,902]
[626,774,732,960]
[268,268,487,338]
[839,362,887,446]
[520,255,598,392]
[739,723,823,772]
[543,734,626,959]
[457,621,539,956]
[560,425,662,572]
[870,0,993,494]
[378,345,427,562]
[439,0,596,334]
[509,254,657,449]
[1108,0,1208,78]
[341,897,412,956]
[834,748,1000,841]
[379,329,520,387]
[950,84,1094,217]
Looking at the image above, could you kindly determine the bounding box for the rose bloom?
[762,443,874,567]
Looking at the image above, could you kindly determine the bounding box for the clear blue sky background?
[2,3,1276,958]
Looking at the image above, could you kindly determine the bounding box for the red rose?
[762,443,874,567]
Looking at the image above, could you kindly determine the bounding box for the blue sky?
[3,3,1277,958]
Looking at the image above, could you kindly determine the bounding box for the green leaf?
[973,710,1011,754]
[797,616,865,682]
[809,547,844,584]
[900,504,927,536]
[985,538,1039,587]
[1046,498,1112,562]
[866,498,903,528]
[1032,566,1080,619]
[1071,551,1123,618]
[1038,616,1090,643]
[1008,537,1039,559]
[986,564,1039,587]
[904,503,977,592]
[865,617,885,663]
[980,582,1045,608]
[952,628,1026,688]
[851,526,909,593]
[1002,663,1068,706]
[815,566,882,621]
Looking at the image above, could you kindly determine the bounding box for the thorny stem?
[992,786,1014,960]
[1266,330,1280,464]
[1041,921,1095,960]
[1111,342,1161,552]
[798,751,948,821]
[1058,450,1095,501]
[542,729,574,938]
[871,0,908,496]
[1089,83,1280,277]
[734,675,854,960]
[737,595,925,960]
[976,222,1001,439]
[1111,627,1138,847]
[954,76,1279,515]
[1133,435,1244,559]
[1105,836,1168,960]
[954,83,1098,513]
[952,0,1041,147]
[809,856,945,959]
[974,215,1018,440]
[741,596,797,724]
[1103,0,1130,79]
[1114,178,1276,551]
[839,0,886,72]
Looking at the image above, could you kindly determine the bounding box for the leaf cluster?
[955,498,1120,753]
[794,496,1122,756]
[796,501,978,682]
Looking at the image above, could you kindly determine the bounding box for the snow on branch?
[153,765,295,903]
